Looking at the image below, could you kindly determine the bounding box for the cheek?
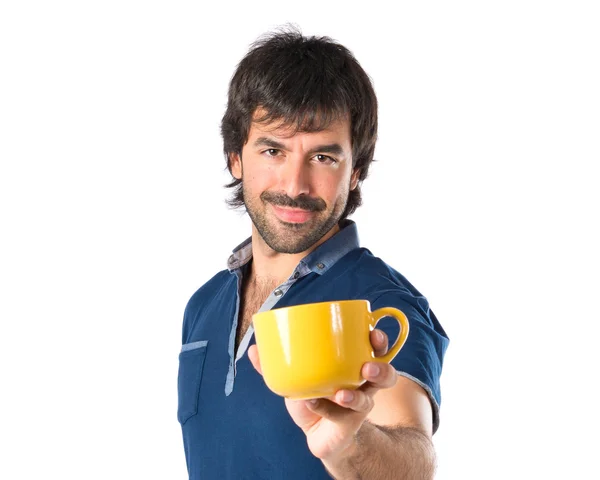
[315,171,351,202]
[244,164,277,192]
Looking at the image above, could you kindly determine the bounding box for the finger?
[284,398,322,432]
[247,345,263,375]
[370,329,388,357]
[359,362,398,396]
[305,397,364,425]
[331,389,374,414]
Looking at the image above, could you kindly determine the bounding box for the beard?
[243,186,348,254]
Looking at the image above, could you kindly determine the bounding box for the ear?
[230,152,242,180]
[350,168,361,191]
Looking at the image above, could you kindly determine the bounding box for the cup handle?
[369,307,410,363]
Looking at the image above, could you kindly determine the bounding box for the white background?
[1,1,598,479]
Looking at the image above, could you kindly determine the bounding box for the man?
[178,27,449,479]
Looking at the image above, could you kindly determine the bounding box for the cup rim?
[253,299,371,322]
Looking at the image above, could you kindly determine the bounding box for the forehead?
[247,114,352,145]
[248,107,351,142]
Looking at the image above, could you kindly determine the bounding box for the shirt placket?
[224,263,311,396]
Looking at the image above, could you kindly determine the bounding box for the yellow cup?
[252,299,410,400]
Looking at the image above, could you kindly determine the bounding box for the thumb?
[247,345,263,375]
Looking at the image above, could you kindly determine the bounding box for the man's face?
[230,114,359,254]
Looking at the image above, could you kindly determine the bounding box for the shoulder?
[181,269,235,339]
[337,248,429,309]
[184,269,233,313]
[336,246,449,352]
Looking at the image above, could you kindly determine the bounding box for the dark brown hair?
[221,26,378,219]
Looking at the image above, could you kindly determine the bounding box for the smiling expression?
[230,115,360,254]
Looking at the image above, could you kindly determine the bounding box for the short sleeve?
[370,290,449,433]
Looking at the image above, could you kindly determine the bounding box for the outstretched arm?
[248,330,437,479]
[318,375,436,480]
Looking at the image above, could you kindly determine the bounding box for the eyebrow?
[253,137,346,157]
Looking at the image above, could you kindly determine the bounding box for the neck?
[250,223,340,284]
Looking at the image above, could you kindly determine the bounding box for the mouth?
[271,204,316,224]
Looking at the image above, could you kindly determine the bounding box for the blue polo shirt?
[178,220,449,479]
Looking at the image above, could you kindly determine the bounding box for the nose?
[278,156,311,199]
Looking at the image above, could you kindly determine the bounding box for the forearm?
[322,421,436,480]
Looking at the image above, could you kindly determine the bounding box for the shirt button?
[274,289,283,296]
[293,271,300,279]
[316,263,325,270]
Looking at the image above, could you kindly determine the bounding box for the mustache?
[260,191,326,212]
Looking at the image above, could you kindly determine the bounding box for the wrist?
[321,428,363,478]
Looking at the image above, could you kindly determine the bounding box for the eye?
[264,148,281,157]
[314,154,337,164]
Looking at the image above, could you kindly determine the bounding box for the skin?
[231,112,435,478]
[230,113,360,281]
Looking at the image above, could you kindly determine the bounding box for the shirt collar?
[227,237,252,271]
[226,219,360,274]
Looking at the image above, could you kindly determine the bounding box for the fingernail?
[366,363,380,377]
[342,391,354,403]
[308,399,318,405]
[375,330,384,343]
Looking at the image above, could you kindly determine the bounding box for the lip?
[271,205,315,224]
